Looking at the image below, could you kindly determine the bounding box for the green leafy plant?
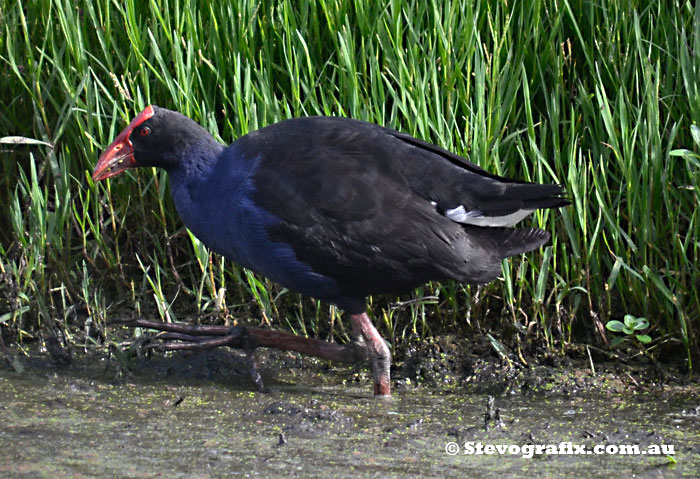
[606,315,652,346]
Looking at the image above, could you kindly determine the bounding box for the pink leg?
[350,312,391,396]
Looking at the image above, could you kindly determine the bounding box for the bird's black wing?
[240,117,559,298]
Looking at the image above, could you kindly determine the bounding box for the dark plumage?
[93,105,568,395]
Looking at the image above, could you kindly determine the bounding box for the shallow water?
[1,351,698,478]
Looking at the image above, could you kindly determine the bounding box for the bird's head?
[92,105,214,181]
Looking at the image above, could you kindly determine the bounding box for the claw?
[114,316,392,395]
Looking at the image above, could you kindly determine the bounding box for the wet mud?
[1,341,698,478]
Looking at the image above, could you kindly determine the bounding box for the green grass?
[1,0,698,367]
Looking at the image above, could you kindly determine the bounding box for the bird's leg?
[113,317,389,394]
[113,318,359,362]
[240,328,267,393]
[350,312,391,396]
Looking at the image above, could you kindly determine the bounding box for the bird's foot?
[350,312,392,396]
[114,316,389,395]
[237,327,267,393]
[112,318,268,391]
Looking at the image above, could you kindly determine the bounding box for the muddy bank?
[389,333,692,400]
[1,341,699,478]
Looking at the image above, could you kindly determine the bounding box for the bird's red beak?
[92,105,155,181]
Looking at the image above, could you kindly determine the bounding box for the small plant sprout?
[605,315,652,347]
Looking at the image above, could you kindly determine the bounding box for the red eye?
[140,126,151,136]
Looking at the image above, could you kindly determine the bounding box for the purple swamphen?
[93,105,568,396]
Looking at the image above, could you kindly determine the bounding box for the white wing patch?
[444,205,535,227]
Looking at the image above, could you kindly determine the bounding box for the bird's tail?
[504,182,570,211]
[462,225,552,258]
[476,182,569,218]
[495,227,551,257]
[447,183,569,228]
